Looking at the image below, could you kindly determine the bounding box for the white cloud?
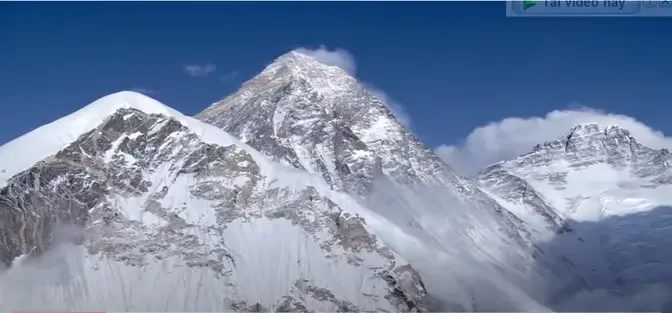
[294,45,357,75]
[435,107,672,175]
[294,45,411,127]
[183,63,217,77]
[130,87,157,95]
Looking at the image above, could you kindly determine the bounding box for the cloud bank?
[183,63,217,77]
[435,107,672,175]
[294,45,412,128]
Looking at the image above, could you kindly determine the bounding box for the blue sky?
[1,2,671,172]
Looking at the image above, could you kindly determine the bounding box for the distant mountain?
[478,123,672,308]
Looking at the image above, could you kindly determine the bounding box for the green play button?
[523,0,537,10]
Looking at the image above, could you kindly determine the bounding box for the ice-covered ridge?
[0,91,178,185]
[527,123,638,155]
[0,91,273,187]
[569,123,630,134]
[0,89,408,233]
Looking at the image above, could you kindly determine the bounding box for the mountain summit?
[480,122,672,232]
[196,51,567,309]
[518,123,671,178]
[261,51,349,78]
[196,50,539,248]
[0,90,434,312]
[478,123,672,306]
[197,50,422,195]
[197,50,485,197]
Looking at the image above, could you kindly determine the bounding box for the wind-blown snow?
[0,218,402,312]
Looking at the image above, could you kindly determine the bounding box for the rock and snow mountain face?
[197,51,455,196]
[0,51,559,313]
[478,123,672,303]
[0,92,429,312]
[195,52,549,280]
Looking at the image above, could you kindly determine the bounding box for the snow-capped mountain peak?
[0,91,433,311]
[500,122,670,175]
[0,91,177,187]
[0,54,563,312]
[197,50,496,197]
[480,123,672,220]
[531,123,638,155]
[568,123,631,137]
[478,123,672,305]
[261,50,347,76]
[198,51,410,194]
[0,91,259,188]
[196,51,574,310]
[252,50,359,103]
[478,122,672,236]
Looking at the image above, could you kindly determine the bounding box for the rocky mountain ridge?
[477,122,672,309]
[479,123,672,224]
[196,51,543,265]
[0,92,430,312]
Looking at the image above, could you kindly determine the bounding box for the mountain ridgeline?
[0,51,670,312]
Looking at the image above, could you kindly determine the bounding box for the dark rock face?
[0,160,101,267]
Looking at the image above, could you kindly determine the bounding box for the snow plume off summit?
[1,51,671,312]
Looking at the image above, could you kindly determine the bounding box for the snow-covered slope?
[195,51,568,305]
[0,92,190,187]
[0,91,430,312]
[478,123,672,305]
